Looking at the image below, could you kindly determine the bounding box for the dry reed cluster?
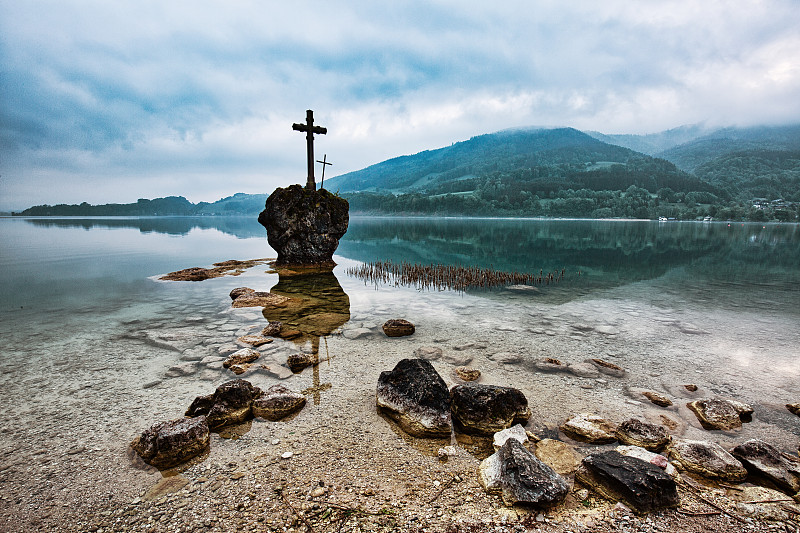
[345,260,565,292]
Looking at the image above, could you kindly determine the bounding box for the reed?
[345,260,565,292]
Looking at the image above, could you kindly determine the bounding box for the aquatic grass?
[345,260,565,292]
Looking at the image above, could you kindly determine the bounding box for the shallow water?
[1,215,799,517]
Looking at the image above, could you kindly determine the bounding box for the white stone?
[493,424,529,450]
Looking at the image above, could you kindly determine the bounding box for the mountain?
[587,124,712,155]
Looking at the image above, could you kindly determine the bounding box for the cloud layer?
[2,0,799,209]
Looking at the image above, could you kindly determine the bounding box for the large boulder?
[615,419,671,452]
[478,439,569,507]
[730,439,800,495]
[258,185,349,265]
[376,358,451,437]
[668,439,748,482]
[185,379,263,430]
[575,450,679,514]
[130,416,210,469]
[686,398,753,431]
[450,384,531,435]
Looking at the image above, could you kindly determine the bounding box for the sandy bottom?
[1,261,799,532]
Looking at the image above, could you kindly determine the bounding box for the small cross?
[292,110,327,190]
[316,154,332,189]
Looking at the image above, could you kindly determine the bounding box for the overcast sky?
[1,1,799,210]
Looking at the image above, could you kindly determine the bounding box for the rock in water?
[252,385,307,421]
[575,450,679,514]
[382,319,415,337]
[479,439,569,507]
[130,416,210,469]
[686,398,753,430]
[450,384,531,435]
[376,358,451,437]
[258,185,349,265]
[668,439,748,482]
[730,439,800,494]
[615,419,671,452]
[185,379,262,430]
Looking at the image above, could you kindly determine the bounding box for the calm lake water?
[1,215,799,520]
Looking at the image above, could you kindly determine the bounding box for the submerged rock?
[479,439,569,507]
[454,366,481,381]
[668,439,747,482]
[687,398,753,430]
[237,334,273,347]
[223,348,260,374]
[382,319,415,337]
[730,439,800,494]
[589,358,627,377]
[376,358,451,437]
[575,450,679,514]
[615,419,671,452]
[252,384,307,421]
[130,416,210,469]
[232,291,291,309]
[258,185,349,265]
[450,384,531,435]
[413,346,442,361]
[533,357,570,374]
[560,413,617,444]
[642,391,673,407]
[287,352,316,373]
[261,321,283,337]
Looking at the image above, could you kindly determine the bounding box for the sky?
[1,1,799,211]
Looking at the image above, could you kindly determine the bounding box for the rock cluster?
[258,185,349,265]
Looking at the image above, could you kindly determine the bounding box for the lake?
[1,215,799,529]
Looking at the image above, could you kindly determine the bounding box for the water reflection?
[25,216,266,238]
[263,267,351,404]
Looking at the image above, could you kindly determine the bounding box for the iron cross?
[292,109,327,190]
[316,154,332,189]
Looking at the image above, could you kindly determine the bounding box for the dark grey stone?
[731,439,800,495]
[450,384,531,435]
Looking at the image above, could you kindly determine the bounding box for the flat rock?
[589,358,626,377]
[568,362,601,378]
[642,391,672,407]
[343,327,372,339]
[450,384,531,435]
[261,321,283,337]
[185,379,262,430]
[560,413,617,444]
[687,398,753,430]
[575,450,679,514]
[616,445,677,476]
[479,439,569,508]
[237,335,273,347]
[232,292,291,308]
[534,439,582,476]
[376,358,451,437]
[454,366,480,381]
[142,474,190,501]
[595,325,620,335]
[382,319,415,337]
[730,439,800,494]
[130,416,210,469]
[668,439,747,482]
[442,352,473,366]
[413,346,442,361]
[252,384,307,421]
[223,348,260,373]
[615,419,671,452]
[488,352,523,364]
[532,357,570,373]
[493,424,528,450]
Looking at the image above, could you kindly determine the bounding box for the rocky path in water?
[2,266,800,532]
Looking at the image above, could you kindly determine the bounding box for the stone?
[686,398,753,430]
[479,439,569,508]
[287,352,316,373]
[130,416,210,469]
[730,439,800,494]
[454,366,480,381]
[615,419,671,452]
[237,335,273,347]
[589,358,626,377]
[594,325,620,335]
[186,379,263,430]
[488,352,523,364]
[230,287,255,300]
[668,439,747,482]
[232,291,291,308]
[615,445,677,476]
[252,385,307,421]
[382,319,415,337]
[223,348,260,372]
[568,362,601,378]
[258,184,349,265]
[534,439,582,476]
[560,414,617,444]
[450,384,531,435]
[343,327,372,339]
[493,424,529,450]
[413,346,442,360]
[786,403,800,417]
[642,391,672,407]
[376,358,451,437]
[442,352,473,366]
[533,357,570,373]
[575,451,679,514]
[261,321,283,337]
[684,384,698,392]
